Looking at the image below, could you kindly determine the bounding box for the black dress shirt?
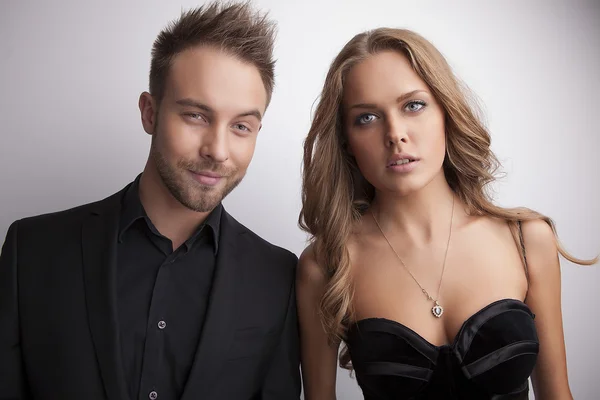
[116,176,222,400]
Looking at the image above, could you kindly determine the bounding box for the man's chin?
[181,191,223,213]
[177,174,242,211]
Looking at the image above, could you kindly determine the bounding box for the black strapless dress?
[346,299,539,399]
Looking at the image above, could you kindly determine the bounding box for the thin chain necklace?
[370,196,455,318]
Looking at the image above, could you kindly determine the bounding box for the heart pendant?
[432,301,444,318]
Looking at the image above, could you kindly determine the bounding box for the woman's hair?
[299,28,597,369]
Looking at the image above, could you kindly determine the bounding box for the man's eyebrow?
[175,99,213,113]
[176,98,262,120]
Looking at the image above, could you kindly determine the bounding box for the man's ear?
[139,92,158,135]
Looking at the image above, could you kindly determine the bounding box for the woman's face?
[342,50,447,197]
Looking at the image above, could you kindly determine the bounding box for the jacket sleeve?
[259,254,301,400]
[0,221,30,399]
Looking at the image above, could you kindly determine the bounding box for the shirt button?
[149,391,158,400]
[158,320,167,329]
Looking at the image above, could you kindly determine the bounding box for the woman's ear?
[343,140,354,157]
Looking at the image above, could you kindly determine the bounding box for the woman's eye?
[356,113,378,125]
[405,100,426,112]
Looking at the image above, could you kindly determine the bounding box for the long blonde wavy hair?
[299,28,597,369]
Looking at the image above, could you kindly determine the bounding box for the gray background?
[1,0,599,398]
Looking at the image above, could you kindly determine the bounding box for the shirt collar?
[118,174,222,254]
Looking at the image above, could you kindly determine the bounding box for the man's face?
[143,46,268,212]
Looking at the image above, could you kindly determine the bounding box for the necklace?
[370,196,455,318]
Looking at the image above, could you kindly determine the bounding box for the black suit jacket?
[0,183,301,400]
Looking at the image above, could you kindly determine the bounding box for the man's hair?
[149,1,277,106]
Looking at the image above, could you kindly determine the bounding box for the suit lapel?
[181,211,246,400]
[82,189,130,400]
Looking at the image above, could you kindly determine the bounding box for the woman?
[297,28,596,399]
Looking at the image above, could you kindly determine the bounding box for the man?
[0,2,300,399]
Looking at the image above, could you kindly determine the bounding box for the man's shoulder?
[13,187,127,234]
[225,212,298,267]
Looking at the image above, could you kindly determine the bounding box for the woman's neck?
[370,173,458,245]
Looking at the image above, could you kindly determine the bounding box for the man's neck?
[138,165,211,249]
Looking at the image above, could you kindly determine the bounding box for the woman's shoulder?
[518,219,559,277]
[298,243,328,288]
[519,219,556,248]
[474,215,556,250]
